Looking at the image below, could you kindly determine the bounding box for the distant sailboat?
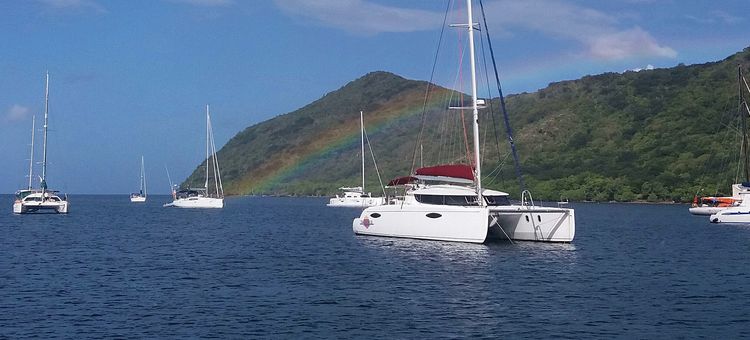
[327,111,386,208]
[13,72,69,214]
[130,156,147,202]
[164,105,224,209]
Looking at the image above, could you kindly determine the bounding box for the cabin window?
[415,194,479,206]
[415,194,443,205]
[485,196,510,206]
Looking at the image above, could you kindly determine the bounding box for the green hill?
[183,47,750,202]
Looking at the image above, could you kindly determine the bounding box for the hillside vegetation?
[184,47,750,202]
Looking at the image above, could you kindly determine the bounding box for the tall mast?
[466,0,483,205]
[41,71,50,191]
[360,110,365,193]
[205,104,210,192]
[140,155,146,197]
[740,67,750,182]
[28,116,36,190]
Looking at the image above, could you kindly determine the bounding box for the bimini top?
[415,164,475,184]
[411,184,508,197]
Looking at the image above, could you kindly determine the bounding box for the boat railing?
[521,190,535,207]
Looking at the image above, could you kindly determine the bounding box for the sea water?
[1,195,748,338]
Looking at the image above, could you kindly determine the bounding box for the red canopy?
[415,164,475,181]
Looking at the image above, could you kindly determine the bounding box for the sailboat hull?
[328,196,385,208]
[353,204,489,243]
[13,200,69,214]
[164,197,223,208]
[488,206,575,242]
[130,196,146,203]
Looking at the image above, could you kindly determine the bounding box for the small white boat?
[164,188,223,208]
[710,191,750,223]
[327,111,386,208]
[164,105,224,209]
[328,186,385,208]
[688,185,746,215]
[13,72,69,214]
[130,155,147,203]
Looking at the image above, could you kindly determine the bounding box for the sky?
[1,0,748,195]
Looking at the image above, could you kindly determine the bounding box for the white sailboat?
[13,72,69,214]
[691,67,750,216]
[164,105,224,209]
[130,156,147,202]
[328,111,386,208]
[352,0,574,243]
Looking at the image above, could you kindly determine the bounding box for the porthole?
[426,213,442,219]
[537,215,541,222]
[370,213,381,218]
[525,215,530,222]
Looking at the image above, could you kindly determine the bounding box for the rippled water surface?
[1,195,749,338]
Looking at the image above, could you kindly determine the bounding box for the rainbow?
[230,87,452,195]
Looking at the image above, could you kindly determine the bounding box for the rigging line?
[363,127,387,198]
[411,0,452,174]
[454,20,473,166]
[484,152,512,182]
[739,67,750,182]
[477,23,504,172]
[478,0,526,192]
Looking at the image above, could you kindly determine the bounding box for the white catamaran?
[13,72,69,214]
[352,0,574,243]
[130,155,147,202]
[164,105,224,209]
[328,111,386,208]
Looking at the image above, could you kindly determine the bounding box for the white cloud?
[587,27,676,59]
[274,0,443,35]
[482,0,676,60]
[5,105,31,123]
[274,0,677,60]
[165,0,234,6]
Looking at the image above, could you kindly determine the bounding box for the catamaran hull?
[353,205,489,243]
[13,200,69,214]
[709,209,750,223]
[488,207,575,242]
[164,197,223,209]
[328,197,385,208]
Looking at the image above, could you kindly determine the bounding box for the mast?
[466,0,483,205]
[740,67,750,182]
[205,104,210,192]
[140,155,146,197]
[28,116,35,190]
[41,71,49,191]
[360,110,365,194]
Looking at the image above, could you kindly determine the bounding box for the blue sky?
[1,0,748,194]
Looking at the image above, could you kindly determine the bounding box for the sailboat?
[327,111,386,208]
[130,156,147,202]
[164,105,224,209]
[690,67,750,216]
[13,72,69,214]
[352,0,574,243]
[708,68,750,223]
